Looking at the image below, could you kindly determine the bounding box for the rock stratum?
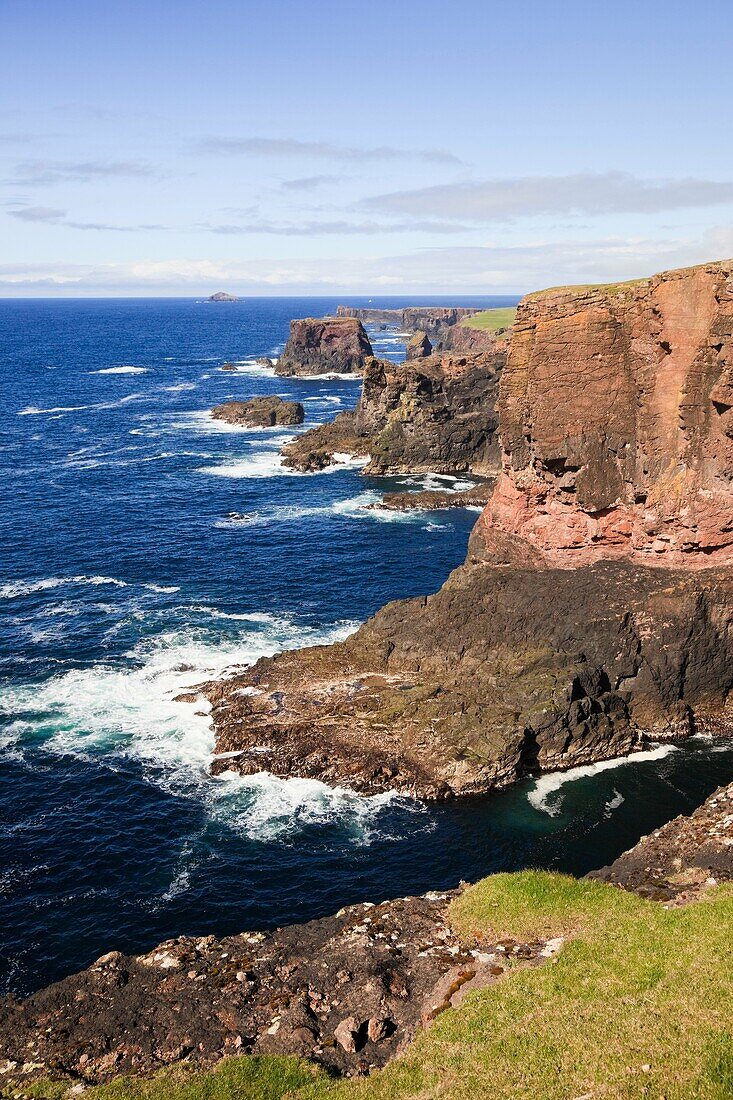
[276,317,373,377]
[211,260,733,799]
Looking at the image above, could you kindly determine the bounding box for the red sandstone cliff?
[474,261,733,567]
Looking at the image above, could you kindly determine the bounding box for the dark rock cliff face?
[336,306,478,335]
[212,261,733,798]
[276,317,373,377]
[283,346,506,476]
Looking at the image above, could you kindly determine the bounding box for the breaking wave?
[527,744,679,817]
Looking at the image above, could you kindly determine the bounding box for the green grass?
[23,873,733,1100]
[461,307,517,331]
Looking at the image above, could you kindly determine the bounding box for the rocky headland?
[276,317,373,377]
[211,397,304,428]
[282,343,507,478]
[208,260,733,800]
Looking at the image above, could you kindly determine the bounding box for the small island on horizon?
[205,291,242,302]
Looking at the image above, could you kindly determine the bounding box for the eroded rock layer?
[283,347,506,476]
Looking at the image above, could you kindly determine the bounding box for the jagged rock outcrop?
[210,261,733,798]
[283,347,506,476]
[211,397,304,428]
[438,321,511,354]
[336,306,478,335]
[281,412,370,472]
[405,331,432,360]
[476,261,733,568]
[589,781,733,901]
[276,317,373,377]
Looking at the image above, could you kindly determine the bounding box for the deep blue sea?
[1,296,731,999]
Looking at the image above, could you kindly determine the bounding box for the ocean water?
[1,296,731,999]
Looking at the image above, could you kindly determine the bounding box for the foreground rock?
[405,331,432,359]
[283,347,507,476]
[589,781,733,902]
[276,317,373,377]
[213,260,733,798]
[0,890,556,1088]
[211,397,304,428]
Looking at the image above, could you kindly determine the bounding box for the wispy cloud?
[201,217,469,236]
[363,172,733,221]
[279,175,343,192]
[4,159,159,186]
[7,205,165,232]
[195,136,462,166]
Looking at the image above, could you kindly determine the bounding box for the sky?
[2,0,733,296]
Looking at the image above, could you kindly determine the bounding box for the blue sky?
[2,0,732,295]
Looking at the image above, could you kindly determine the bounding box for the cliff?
[211,260,733,799]
[335,306,479,335]
[276,317,373,377]
[476,261,733,568]
[283,345,507,476]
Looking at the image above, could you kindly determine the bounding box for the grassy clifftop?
[460,307,517,331]
[24,871,730,1100]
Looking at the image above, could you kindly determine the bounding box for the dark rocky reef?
[211,397,304,428]
[276,317,373,377]
[211,260,733,799]
[336,305,478,335]
[589,780,733,902]
[376,482,494,512]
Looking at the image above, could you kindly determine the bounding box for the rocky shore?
[2,782,730,1093]
[335,306,479,335]
[210,260,733,798]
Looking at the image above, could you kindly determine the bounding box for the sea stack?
[275,316,373,377]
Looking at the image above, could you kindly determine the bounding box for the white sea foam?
[91,365,149,375]
[604,789,625,818]
[225,358,276,376]
[18,394,145,416]
[1,614,385,840]
[527,744,678,817]
[0,575,179,600]
[200,450,367,480]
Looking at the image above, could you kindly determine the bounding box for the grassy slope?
[461,307,517,331]
[24,873,733,1100]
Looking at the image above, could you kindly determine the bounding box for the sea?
[1,295,731,998]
